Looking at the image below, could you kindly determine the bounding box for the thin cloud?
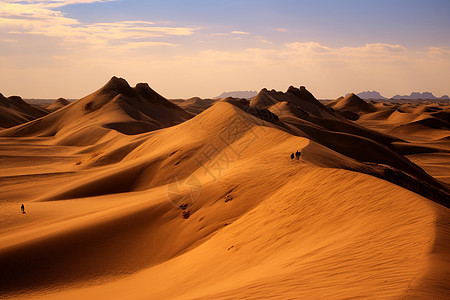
[0,2,196,51]
[231,30,250,35]
[428,46,450,58]
[3,0,115,8]
[119,41,178,49]
[285,42,407,61]
[340,43,406,54]
[175,42,414,70]
[255,36,271,44]
[286,42,331,53]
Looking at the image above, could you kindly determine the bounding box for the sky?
[1,0,449,99]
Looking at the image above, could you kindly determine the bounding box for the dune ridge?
[0,93,49,129]
[0,79,449,299]
[0,77,193,145]
[47,98,70,111]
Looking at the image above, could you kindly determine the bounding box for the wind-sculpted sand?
[0,78,448,299]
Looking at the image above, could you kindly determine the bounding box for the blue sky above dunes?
[61,0,450,48]
[1,0,449,98]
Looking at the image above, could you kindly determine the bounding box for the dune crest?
[327,93,377,117]
[47,98,70,111]
[170,97,217,114]
[0,81,449,299]
[0,93,48,128]
[0,77,193,145]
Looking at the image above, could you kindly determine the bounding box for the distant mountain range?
[356,91,449,100]
[214,90,258,99]
[391,92,449,100]
[219,90,450,101]
[355,91,387,100]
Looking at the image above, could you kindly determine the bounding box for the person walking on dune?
[21,204,25,214]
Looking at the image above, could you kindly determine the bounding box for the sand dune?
[170,97,217,115]
[238,86,448,196]
[47,98,70,111]
[325,93,376,121]
[0,82,449,299]
[360,103,449,132]
[327,93,377,115]
[361,107,397,121]
[253,86,335,118]
[0,77,193,145]
[357,101,450,188]
[358,103,450,142]
[0,93,48,129]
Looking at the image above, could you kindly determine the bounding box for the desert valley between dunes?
[0,76,449,299]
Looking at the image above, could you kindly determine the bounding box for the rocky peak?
[100,76,134,96]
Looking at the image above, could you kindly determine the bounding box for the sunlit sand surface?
[1,78,448,299]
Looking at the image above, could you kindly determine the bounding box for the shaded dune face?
[0,81,449,299]
[241,86,449,200]
[0,77,193,145]
[47,98,70,111]
[355,100,450,195]
[0,93,49,128]
[360,101,450,133]
[327,93,377,114]
[170,97,217,115]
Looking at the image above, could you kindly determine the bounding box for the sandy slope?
[326,93,376,120]
[247,87,448,201]
[357,102,450,187]
[170,97,217,115]
[0,94,48,129]
[47,98,70,111]
[0,77,193,145]
[0,89,449,299]
[26,168,448,300]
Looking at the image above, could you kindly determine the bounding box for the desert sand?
[46,98,71,112]
[0,94,48,129]
[0,78,449,299]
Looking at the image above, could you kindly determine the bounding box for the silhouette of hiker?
[290,153,294,159]
[295,150,301,160]
[21,204,25,214]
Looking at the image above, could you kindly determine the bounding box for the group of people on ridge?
[290,150,301,160]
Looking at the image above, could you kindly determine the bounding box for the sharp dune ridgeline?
[0,77,449,299]
[0,76,193,145]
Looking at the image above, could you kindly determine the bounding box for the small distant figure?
[21,204,25,214]
[295,150,301,160]
[182,211,191,219]
[290,153,294,160]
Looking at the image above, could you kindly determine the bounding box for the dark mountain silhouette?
[214,90,257,99]
[356,91,387,100]
[392,92,435,100]
[355,91,449,101]
[391,92,449,100]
